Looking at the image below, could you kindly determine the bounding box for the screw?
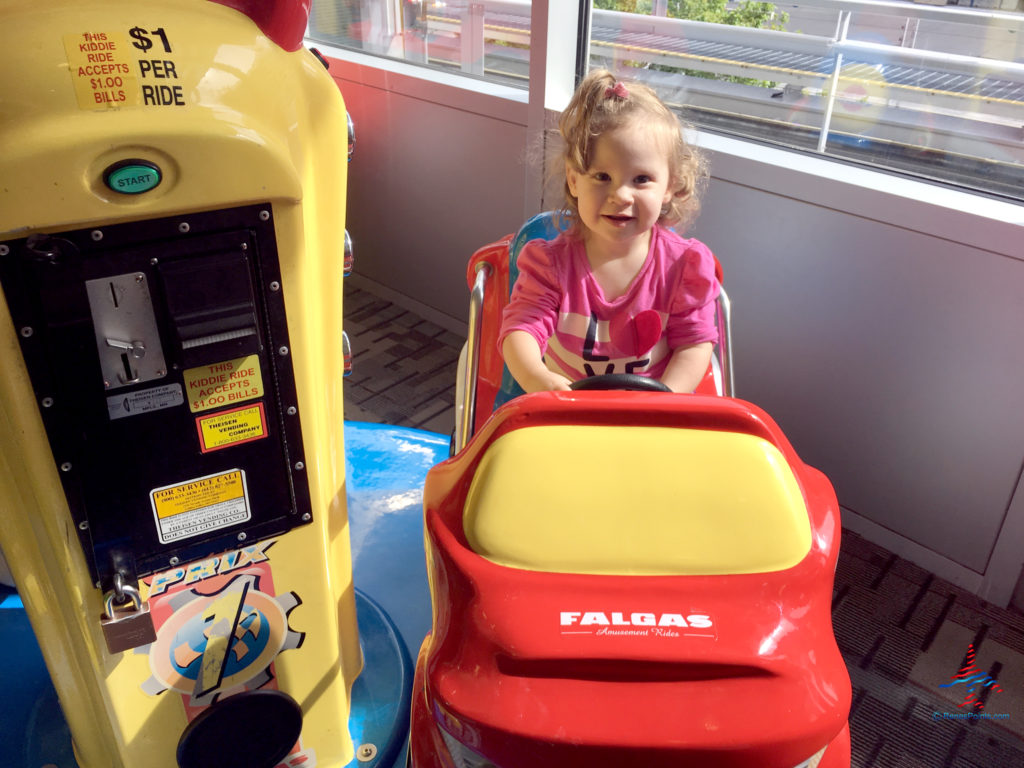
[240,242,248,251]
[278,346,289,356]
[301,513,311,522]
[294,461,305,471]
[237,532,247,542]
[178,222,190,233]
[78,521,89,531]
[259,210,270,221]
[0,245,9,256]
[169,556,180,566]
[41,397,54,408]
[20,326,33,338]
[287,406,297,415]
[135,274,145,283]
[356,744,377,762]
[150,257,159,265]
[60,462,72,472]
[270,281,281,292]
[91,230,103,241]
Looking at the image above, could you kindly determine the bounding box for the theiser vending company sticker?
[196,403,268,453]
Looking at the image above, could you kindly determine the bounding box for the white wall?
[330,56,529,326]
[695,137,1024,605]
[325,50,1024,606]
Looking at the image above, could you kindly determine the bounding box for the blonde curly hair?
[552,69,707,234]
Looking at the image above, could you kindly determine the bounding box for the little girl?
[500,69,719,393]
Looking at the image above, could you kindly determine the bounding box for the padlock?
[100,580,157,654]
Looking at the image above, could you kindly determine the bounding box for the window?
[308,0,1024,202]
[308,0,532,88]
[589,0,1024,201]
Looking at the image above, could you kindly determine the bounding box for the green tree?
[594,0,653,13]
[668,0,787,31]
[593,0,789,86]
[593,0,786,30]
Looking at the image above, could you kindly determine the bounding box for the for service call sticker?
[150,469,251,544]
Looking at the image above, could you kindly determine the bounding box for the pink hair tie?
[604,81,629,100]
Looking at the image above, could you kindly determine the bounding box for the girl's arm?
[502,331,573,393]
[659,341,713,393]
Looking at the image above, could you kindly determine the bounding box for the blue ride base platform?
[0,421,446,768]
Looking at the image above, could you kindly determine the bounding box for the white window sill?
[311,40,1023,259]
[307,43,528,124]
[696,132,1024,259]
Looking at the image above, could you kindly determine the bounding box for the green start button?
[104,160,162,194]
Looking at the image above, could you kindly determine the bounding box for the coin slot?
[85,273,167,390]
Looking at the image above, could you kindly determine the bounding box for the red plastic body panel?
[208,0,311,51]
[412,393,852,768]
[466,236,512,435]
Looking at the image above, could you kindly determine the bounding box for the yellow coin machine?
[0,1,363,766]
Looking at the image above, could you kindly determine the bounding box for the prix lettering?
[148,540,275,596]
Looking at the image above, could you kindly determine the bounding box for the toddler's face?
[566,119,673,257]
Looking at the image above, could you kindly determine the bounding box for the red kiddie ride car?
[409,213,851,768]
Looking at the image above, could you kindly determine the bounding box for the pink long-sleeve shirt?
[499,226,720,381]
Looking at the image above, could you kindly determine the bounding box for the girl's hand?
[521,369,573,393]
[502,331,573,393]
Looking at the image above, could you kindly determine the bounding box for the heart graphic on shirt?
[609,309,662,357]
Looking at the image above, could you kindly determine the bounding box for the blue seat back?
[494,211,571,409]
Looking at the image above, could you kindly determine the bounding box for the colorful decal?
[196,403,268,453]
[939,643,1005,711]
[107,383,184,420]
[140,543,316,765]
[63,26,184,110]
[559,611,716,639]
[144,572,301,701]
[184,355,265,413]
[150,469,250,544]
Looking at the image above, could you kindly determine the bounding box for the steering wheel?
[569,373,671,392]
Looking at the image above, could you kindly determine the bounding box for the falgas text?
[560,611,713,628]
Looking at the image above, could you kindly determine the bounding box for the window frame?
[306,0,1024,241]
